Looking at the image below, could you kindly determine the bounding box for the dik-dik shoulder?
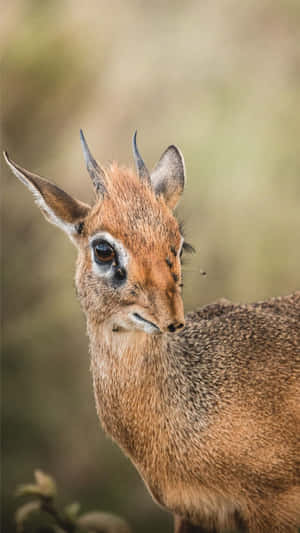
[181,291,299,355]
[173,292,300,398]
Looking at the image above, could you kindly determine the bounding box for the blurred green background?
[2,1,300,532]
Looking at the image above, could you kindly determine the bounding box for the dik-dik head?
[4,132,187,335]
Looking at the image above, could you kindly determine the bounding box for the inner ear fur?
[4,152,90,233]
[150,145,186,209]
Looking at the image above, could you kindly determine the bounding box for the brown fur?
[76,165,300,532]
[87,291,300,533]
[5,152,300,532]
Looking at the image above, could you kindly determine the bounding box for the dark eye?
[93,240,115,264]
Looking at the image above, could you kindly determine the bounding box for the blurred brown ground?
[2,1,300,532]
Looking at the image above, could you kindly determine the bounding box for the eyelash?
[179,241,195,261]
[182,241,195,254]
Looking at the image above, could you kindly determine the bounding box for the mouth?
[131,312,161,334]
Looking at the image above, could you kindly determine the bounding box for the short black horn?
[80,129,106,195]
[132,131,150,183]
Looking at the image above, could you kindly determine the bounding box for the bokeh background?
[2,1,300,532]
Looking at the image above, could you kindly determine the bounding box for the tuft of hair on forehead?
[85,163,182,254]
[105,162,141,196]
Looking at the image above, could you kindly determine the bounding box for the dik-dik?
[4,132,300,533]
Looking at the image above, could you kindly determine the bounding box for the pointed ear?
[150,145,186,209]
[4,152,90,242]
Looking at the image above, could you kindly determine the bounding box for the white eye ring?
[89,231,129,278]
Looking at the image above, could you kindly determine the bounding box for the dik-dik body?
[4,132,300,533]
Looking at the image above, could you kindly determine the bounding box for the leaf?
[34,470,57,498]
[78,511,131,533]
[64,501,81,521]
[16,483,44,498]
[15,500,41,532]
[16,471,57,500]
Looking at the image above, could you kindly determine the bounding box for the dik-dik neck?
[88,319,168,378]
[87,318,177,458]
[87,317,215,509]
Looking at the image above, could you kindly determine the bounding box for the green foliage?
[15,470,131,533]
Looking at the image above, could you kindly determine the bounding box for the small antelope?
[4,132,300,533]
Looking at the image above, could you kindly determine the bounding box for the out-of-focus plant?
[15,470,132,533]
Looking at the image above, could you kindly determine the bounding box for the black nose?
[167,322,184,333]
